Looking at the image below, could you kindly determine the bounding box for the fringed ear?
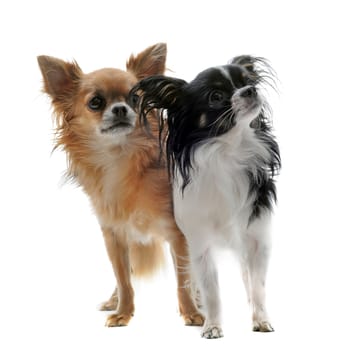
[37,55,82,100]
[230,55,277,90]
[126,43,167,80]
[129,75,187,142]
[230,55,258,74]
[129,75,187,115]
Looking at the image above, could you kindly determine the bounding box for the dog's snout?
[112,105,128,117]
[240,86,257,98]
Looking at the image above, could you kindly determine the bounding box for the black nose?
[112,105,128,117]
[240,86,257,98]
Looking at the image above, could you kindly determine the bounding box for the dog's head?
[38,43,167,148]
[132,55,275,134]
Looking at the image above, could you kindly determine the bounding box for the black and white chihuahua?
[130,56,281,338]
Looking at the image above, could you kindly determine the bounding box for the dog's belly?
[97,208,166,245]
[125,222,154,245]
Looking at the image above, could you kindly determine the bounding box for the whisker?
[208,107,235,137]
[207,108,232,128]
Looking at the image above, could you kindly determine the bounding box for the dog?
[130,55,281,338]
[37,43,204,327]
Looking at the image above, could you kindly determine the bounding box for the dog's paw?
[183,311,205,326]
[105,313,133,327]
[252,321,274,332]
[99,299,118,311]
[201,325,224,339]
[99,289,118,311]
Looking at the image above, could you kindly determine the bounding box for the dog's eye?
[88,96,106,111]
[129,93,140,108]
[209,90,224,107]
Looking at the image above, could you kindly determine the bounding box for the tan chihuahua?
[37,43,203,327]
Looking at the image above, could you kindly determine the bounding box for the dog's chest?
[173,144,253,236]
[86,164,133,223]
[86,163,163,243]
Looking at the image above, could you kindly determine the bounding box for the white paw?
[201,325,224,339]
[252,320,274,332]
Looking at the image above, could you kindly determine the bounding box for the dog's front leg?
[192,248,223,339]
[102,227,134,326]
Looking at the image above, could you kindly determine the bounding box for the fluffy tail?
[130,240,165,278]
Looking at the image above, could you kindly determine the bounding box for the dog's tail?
[130,240,165,277]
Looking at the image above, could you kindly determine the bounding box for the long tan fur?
[37,43,203,327]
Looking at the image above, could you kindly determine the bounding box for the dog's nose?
[112,105,128,117]
[240,86,257,98]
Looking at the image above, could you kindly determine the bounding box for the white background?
[1,1,349,349]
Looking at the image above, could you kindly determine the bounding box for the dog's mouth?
[234,97,262,119]
[100,122,134,134]
[100,102,137,136]
[246,100,262,113]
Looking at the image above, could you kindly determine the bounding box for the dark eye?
[129,93,140,108]
[209,90,224,107]
[88,96,105,111]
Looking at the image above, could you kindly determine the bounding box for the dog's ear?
[37,55,82,99]
[129,76,187,131]
[126,43,167,80]
[130,75,187,112]
[230,55,258,74]
[230,55,276,88]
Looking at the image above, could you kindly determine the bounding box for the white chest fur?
[173,126,269,249]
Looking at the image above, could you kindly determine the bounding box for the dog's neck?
[64,128,157,187]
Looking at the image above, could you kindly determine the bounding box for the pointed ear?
[37,55,82,99]
[126,43,167,80]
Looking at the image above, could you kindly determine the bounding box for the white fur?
[97,102,136,141]
[173,118,274,338]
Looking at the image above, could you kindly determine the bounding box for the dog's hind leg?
[168,230,205,326]
[99,287,118,311]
